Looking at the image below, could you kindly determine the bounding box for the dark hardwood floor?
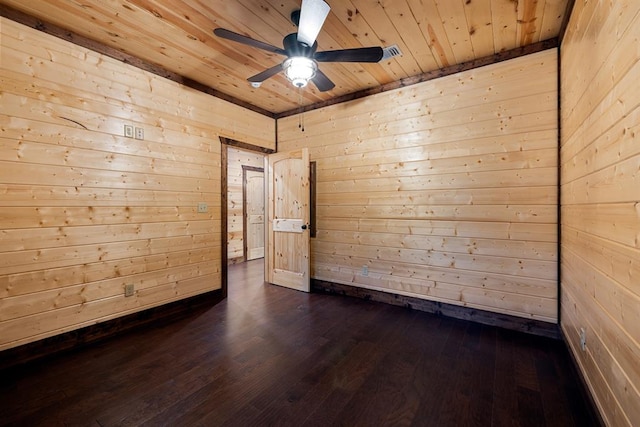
[1,259,598,426]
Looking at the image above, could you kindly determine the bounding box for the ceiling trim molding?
[276,38,559,119]
[0,4,276,119]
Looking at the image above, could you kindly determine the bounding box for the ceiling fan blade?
[315,47,384,63]
[213,28,286,55]
[311,69,335,92]
[248,64,283,83]
[297,0,330,47]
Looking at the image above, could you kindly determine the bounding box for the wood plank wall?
[0,18,274,351]
[226,147,265,262]
[560,1,640,425]
[278,50,558,322]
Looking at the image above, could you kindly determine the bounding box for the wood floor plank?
[0,259,600,426]
[491,329,520,426]
[517,386,547,427]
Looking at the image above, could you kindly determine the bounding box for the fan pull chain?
[298,89,305,132]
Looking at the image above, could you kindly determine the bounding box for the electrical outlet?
[125,283,135,297]
[197,202,208,213]
[124,125,134,138]
[362,265,368,276]
[135,127,144,140]
[579,327,586,351]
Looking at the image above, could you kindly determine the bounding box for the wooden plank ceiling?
[1,0,570,114]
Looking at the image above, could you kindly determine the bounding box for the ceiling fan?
[213,0,384,92]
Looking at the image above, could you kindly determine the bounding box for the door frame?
[220,137,274,298]
[242,165,265,261]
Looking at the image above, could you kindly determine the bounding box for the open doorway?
[220,137,274,296]
[226,146,266,264]
[227,147,265,264]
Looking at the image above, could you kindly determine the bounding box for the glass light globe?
[283,57,317,88]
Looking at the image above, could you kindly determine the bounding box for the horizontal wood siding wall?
[279,50,558,322]
[0,19,274,351]
[226,147,264,262]
[560,1,640,425]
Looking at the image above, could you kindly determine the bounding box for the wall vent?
[381,44,402,61]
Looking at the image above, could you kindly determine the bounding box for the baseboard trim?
[0,290,224,372]
[311,279,561,340]
[559,328,606,426]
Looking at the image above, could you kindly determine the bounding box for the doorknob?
[301,224,308,230]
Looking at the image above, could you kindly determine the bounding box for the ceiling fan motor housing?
[283,33,317,56]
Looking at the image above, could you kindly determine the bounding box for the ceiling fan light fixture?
[283,56,317,88]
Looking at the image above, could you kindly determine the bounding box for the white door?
[265,148,310,292]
